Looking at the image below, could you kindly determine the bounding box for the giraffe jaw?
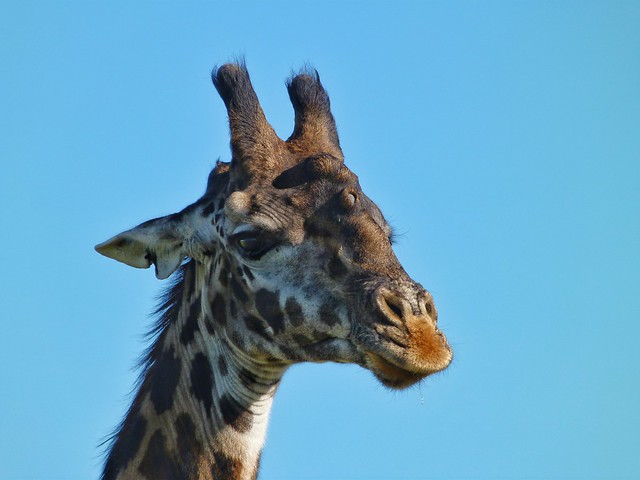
[364,352,451,389]
[365,353,429,389]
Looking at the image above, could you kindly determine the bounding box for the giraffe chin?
[365,351,452,390]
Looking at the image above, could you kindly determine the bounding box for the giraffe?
[96,63,452,480]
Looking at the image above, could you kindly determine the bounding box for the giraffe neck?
[102,260,287,480]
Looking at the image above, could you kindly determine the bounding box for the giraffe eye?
[233,231,276,260]
[239,237,261,251]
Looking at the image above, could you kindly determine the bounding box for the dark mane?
[141,261,192,370]
[100,261,193,479]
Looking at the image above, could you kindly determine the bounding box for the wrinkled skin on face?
[96,64,452,389]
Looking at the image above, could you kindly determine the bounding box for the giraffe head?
[96,63,452,389]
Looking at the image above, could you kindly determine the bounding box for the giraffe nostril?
[376,289,406,322]
[425,301,433,315]
[386,298,403,319]
[419,292,437,323]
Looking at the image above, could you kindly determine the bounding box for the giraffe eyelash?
[388,225,408,246]
[388,225,399,245]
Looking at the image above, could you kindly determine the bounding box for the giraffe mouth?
[364,353,430,389]
[358,320,453,389]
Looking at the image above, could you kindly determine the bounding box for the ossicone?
[286,68,342,158]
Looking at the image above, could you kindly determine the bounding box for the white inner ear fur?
[95,208,216,280]
[95,228,185,280]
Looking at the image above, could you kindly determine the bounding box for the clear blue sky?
[1,1,639,479]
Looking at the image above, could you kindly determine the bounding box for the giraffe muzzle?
[361,287,452,389]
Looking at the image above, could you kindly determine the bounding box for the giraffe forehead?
[224,152,358,215]
[225,176,366,225]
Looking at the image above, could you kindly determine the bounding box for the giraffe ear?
[95,215,187,280]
